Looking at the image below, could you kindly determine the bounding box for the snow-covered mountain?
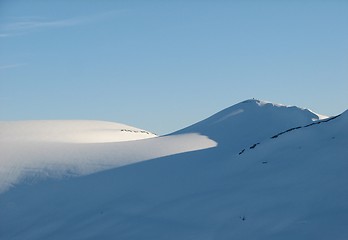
[0,99,347,240]
[175,99,327,152]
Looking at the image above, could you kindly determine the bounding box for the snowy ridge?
[0,100,347,240]
[243,99,327,120]
[0,120,160,192]
[175,99,325,154]
[0,133,215,193]
[176,99,326,136]
[239,113,342,155]
[0,120,156,143]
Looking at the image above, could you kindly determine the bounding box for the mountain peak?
[175,99,326,150]
[237,99,327,120]
[240,98,267,104]
[240,98,296,109]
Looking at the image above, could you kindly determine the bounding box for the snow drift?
[0,99,347,240]
[0,120,216,193]
[0,120,157,143]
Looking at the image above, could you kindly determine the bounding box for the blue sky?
[1,1,347,134]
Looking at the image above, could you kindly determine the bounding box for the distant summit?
[174,99,326,151]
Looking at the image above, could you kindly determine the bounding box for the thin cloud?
[0,10,123,37]
[0,63,26,70]
[0,18,78,37]
[3,18,81,30]
[0,33,12,37]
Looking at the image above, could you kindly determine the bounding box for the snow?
[175,99,326,153]
[0,120,156,143]
[0,99,347,240]
[0,122,216,193]
[0,120,161,192]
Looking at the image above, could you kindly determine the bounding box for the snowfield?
[0,99,347,240]
[0,121,215,193]
[0,120,157,143]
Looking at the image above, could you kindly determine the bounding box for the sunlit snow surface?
[1,100,347,240]
[0,121,216,192]
[0,120,157,143]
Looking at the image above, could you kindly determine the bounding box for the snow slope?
[175,99,326,153]
[1,99,347,240]
[0,120,215,193]
[0,120,157,143]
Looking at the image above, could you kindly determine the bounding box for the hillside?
[175,99,326,153]
[0,100,347,240]
[0,120,215,193]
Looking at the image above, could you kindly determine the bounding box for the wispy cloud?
[0,33,12,38]
[0,10,122,38]
[0,17,80,37]
[3,18,83,31]
[0,63,26,70]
